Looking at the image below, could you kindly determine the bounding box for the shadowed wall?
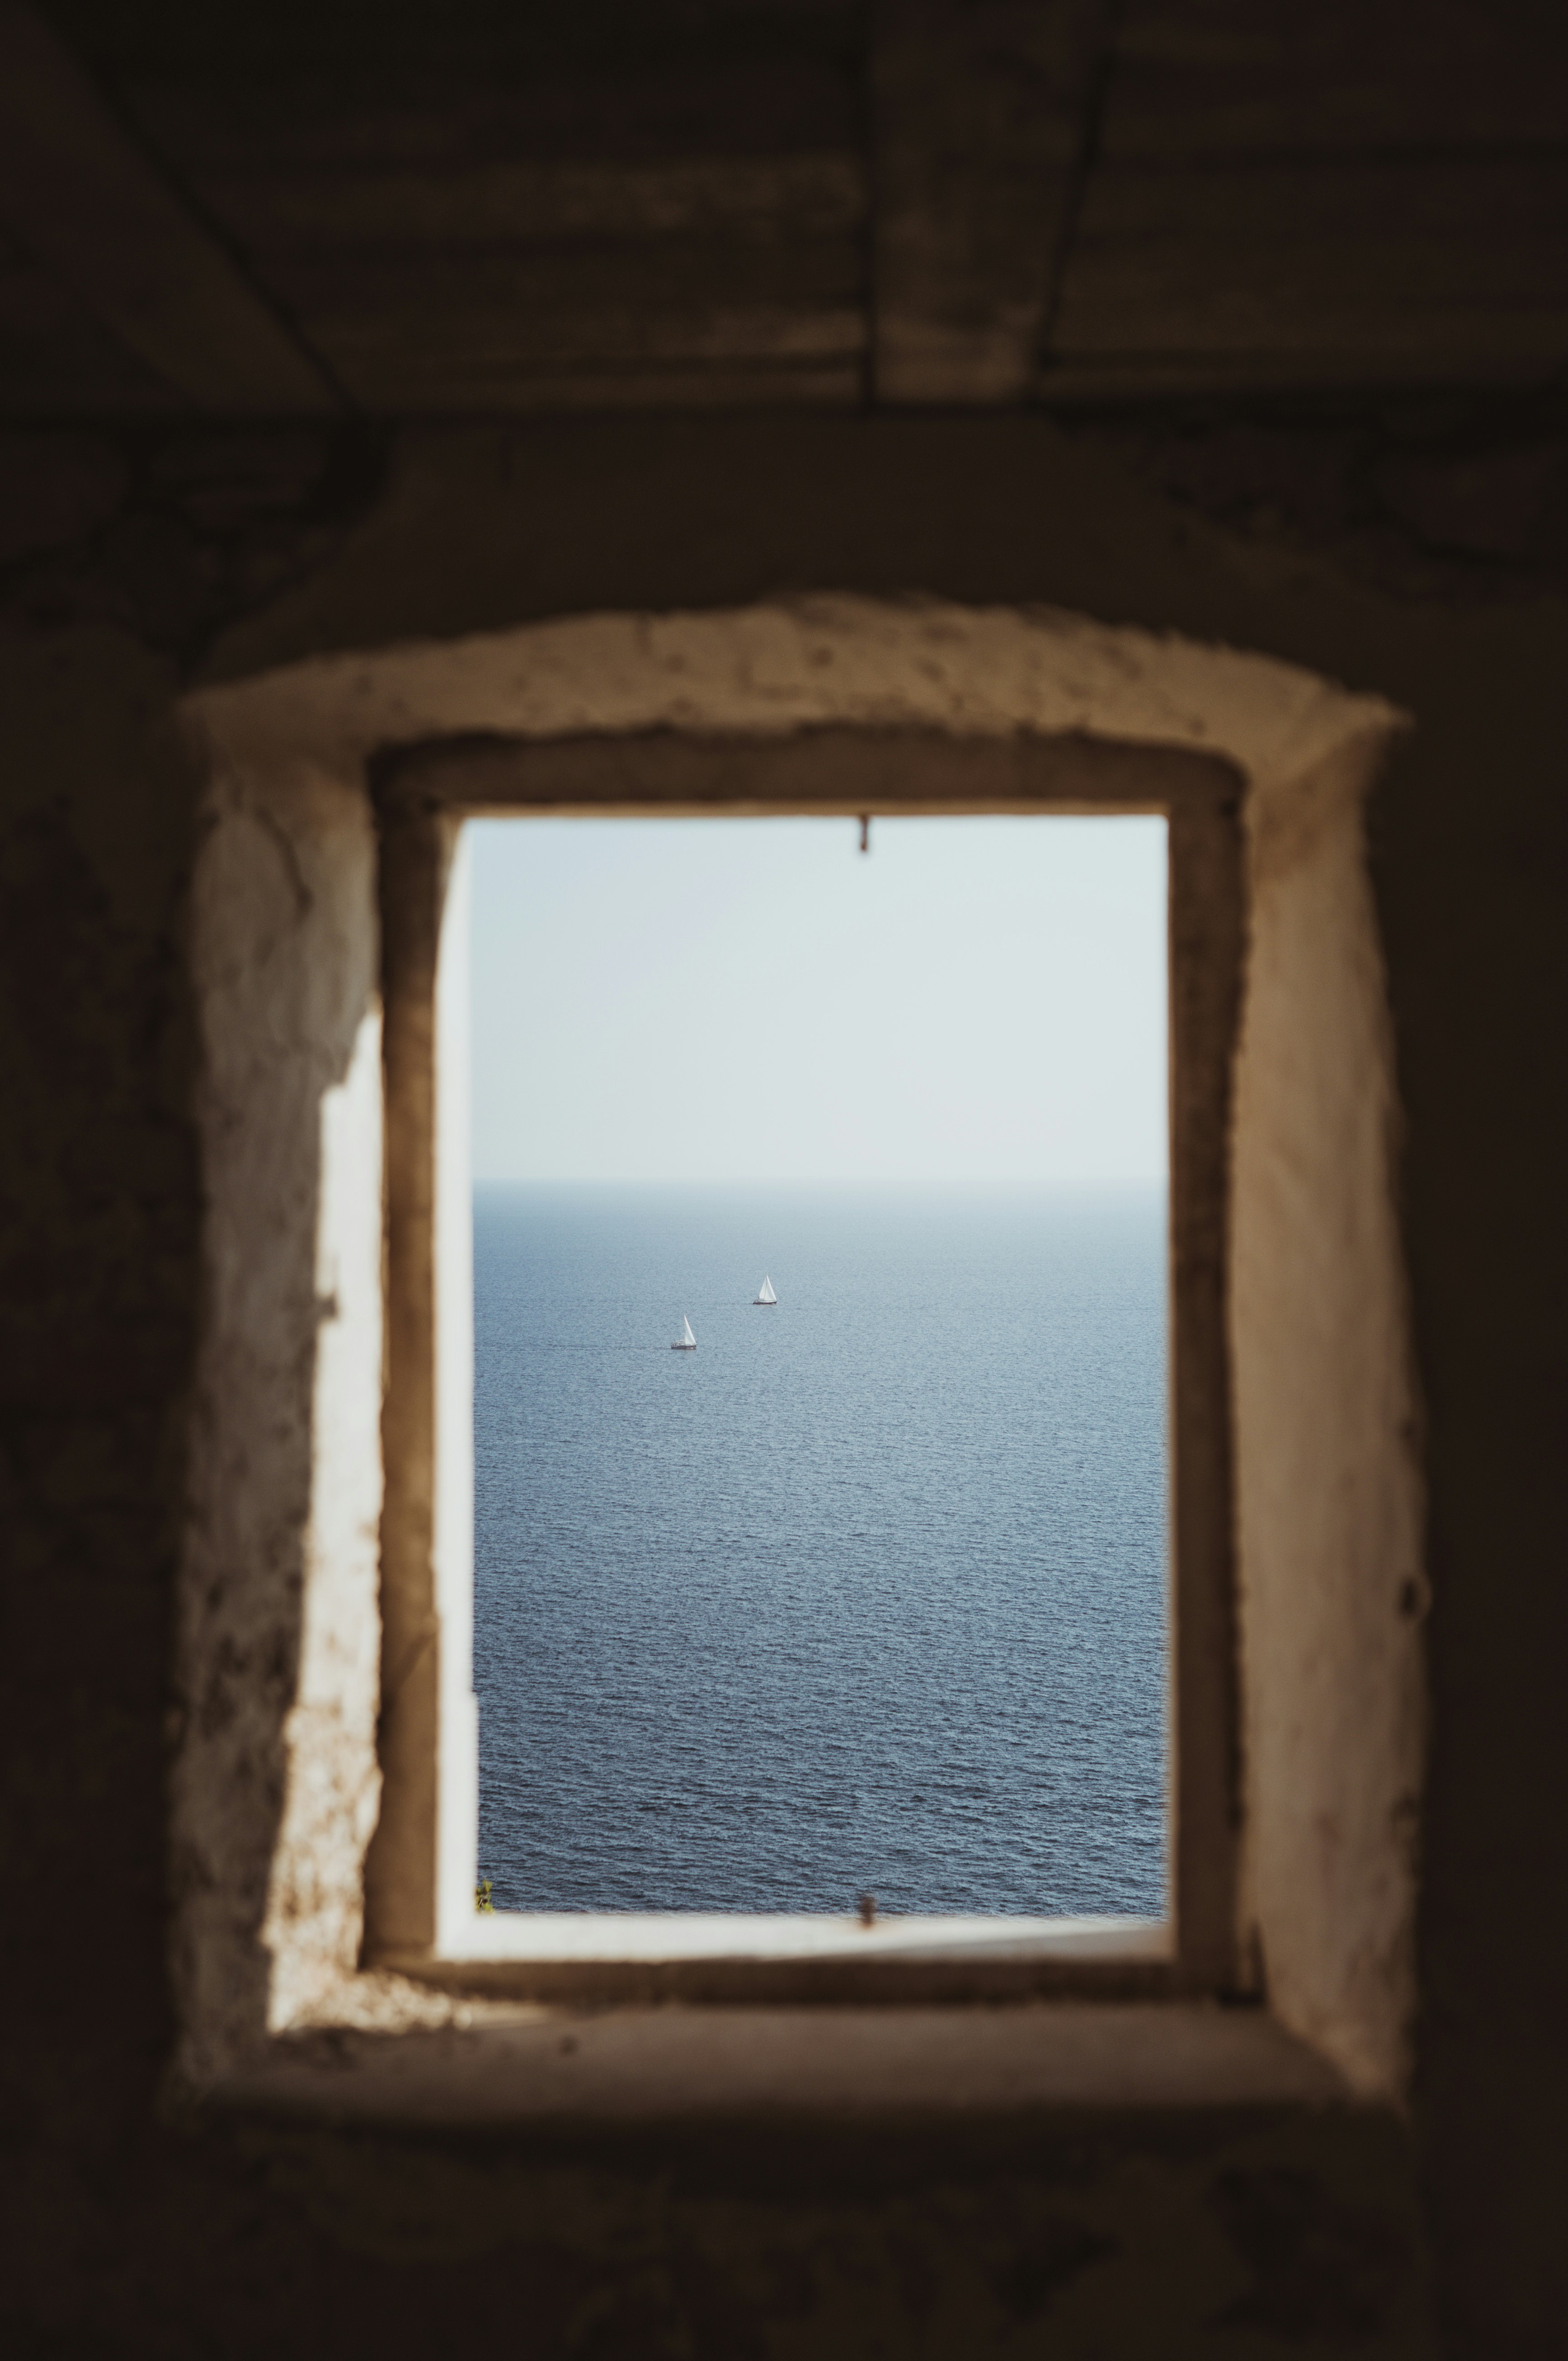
[3,397,1566,2352]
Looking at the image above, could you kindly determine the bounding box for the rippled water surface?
[475,1185,1167,1917]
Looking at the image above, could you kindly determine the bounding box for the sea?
[473,1184,1168,1920]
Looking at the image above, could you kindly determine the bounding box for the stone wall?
[4,400,1566,2354]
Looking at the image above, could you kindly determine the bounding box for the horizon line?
[471,1173,1169,1190]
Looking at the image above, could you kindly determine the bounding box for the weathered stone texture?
[4,405,1567,2353]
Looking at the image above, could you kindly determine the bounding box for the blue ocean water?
[474,1185,1168,1918]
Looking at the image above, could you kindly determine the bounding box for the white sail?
[754,1275,777,1304]
[672,1315,697,1349]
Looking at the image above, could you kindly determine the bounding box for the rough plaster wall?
[206,2103,1431,2359]
[1233,733,1427,2099]
[179,597,1422,2096]
[259,1006,386,2034]
[21,409,1553,2350]
[178,756,384,2083]
[0,622,199,2164]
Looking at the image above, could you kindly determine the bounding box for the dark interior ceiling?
[2,0,1565,418]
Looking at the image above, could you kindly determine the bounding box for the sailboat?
[672,1315,697,1350]
[753,1276,778,1306]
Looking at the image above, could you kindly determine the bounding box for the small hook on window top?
[859,814,870,855]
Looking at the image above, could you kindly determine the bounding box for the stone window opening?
[367,742,1231,2008]
[177,598,1424,2110]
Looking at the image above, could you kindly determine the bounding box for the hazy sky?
[469,815,1166,1185]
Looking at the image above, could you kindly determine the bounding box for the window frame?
[361,724,1247,2003]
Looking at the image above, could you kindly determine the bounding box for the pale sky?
[469,815,1166,1185]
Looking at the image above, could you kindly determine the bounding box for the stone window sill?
[212,2001,1350,2132]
